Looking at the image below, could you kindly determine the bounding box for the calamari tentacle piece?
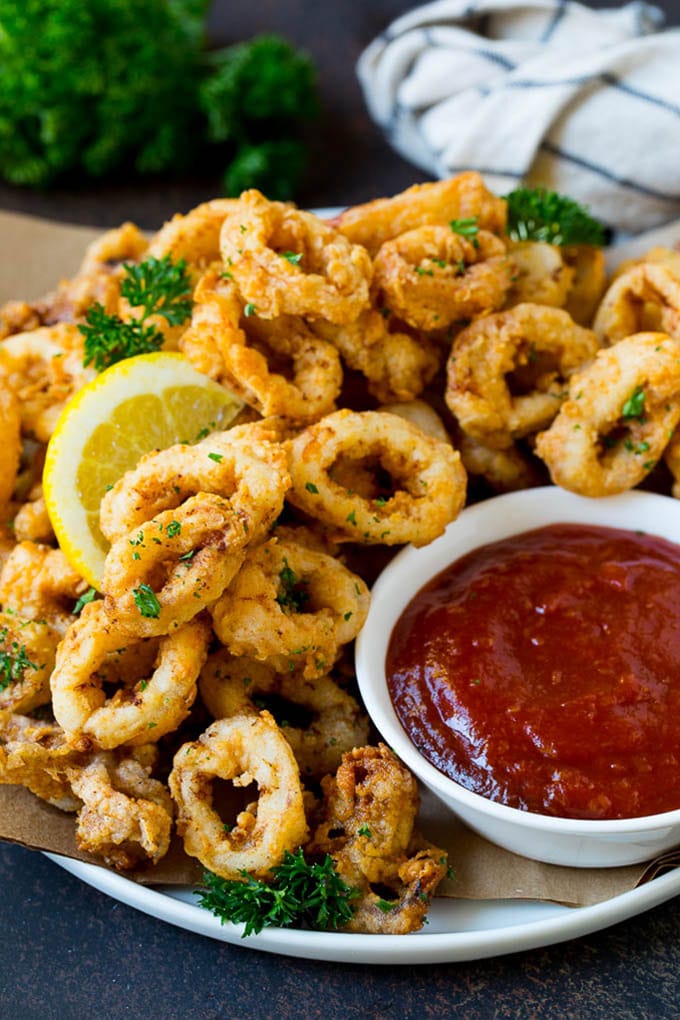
[308,744,448,934]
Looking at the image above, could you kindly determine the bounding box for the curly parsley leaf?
[80,255,192,371]
[198,850,358,937]
[505,186,606,247]
[120,255,192,325]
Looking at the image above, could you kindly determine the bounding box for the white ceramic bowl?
[356,486,680,868]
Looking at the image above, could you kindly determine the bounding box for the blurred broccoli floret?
[0,3,318,198]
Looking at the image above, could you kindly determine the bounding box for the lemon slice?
[44,352,243,589]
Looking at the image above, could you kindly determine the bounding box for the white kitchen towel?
[357,0,680,234]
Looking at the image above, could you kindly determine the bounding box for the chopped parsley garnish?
[73,587,97,615]
[197,849,358,937]
[0,631,37,691]
[208,452,224,463]
[79,255,192,371]
[244,303,257,317]
[505,186,606,246]
[133,584,161,619]
[357,824,372,838]
[449,217,479,239]
[276,558,310,613]
[375,898,395,913]
[280,251,302,264]
[305,481,319,494]
[166,520,182,538]
[346,509,357,526]
[622,386,646,421]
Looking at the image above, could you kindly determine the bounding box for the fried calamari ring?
[0,612,59,714]
[199,651,369,778]
[331,172,507,255]
[505,241,574,309]
[316,309,440,403]
[286,409,466,546]
[373,226,513,331]
[102,495,250,638]
[220,190,372,325]
[210,537,370,679]
[593,264,680,345]
[563,245,607,326]
[0,324,95,441]
[0,385,20,509]
[147,199,239,279]
[308,744,448,934]
[180,271,342,421]
[535,332,680,496]
[0,541,87,634]
[68,746,173,869]
[100,422,290,546]
[169,711,308,880]
[446,304,600,449]
[50,602,211,749]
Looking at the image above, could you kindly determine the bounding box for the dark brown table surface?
[4,2,680,1017]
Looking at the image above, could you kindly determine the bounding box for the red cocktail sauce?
[386,523,680,820]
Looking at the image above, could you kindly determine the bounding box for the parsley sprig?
[79,255,192,372]
[505,186,606,246]
[198,850,359,937]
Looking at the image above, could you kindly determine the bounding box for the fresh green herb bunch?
[198,849,359,937]
[200,35,318,199]
[505,186,607,247]
[0,4,318,198]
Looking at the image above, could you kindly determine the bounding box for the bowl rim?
[355,486,680,835]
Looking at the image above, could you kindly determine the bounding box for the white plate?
[47,852,680,964]
[37,207,680,963]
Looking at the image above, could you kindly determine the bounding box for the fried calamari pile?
[3,173,680,935]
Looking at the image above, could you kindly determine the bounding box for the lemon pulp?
[44,353,243,589]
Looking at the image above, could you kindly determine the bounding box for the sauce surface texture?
[386,523,680,820]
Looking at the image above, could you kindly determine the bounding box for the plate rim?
[46,852,680,965]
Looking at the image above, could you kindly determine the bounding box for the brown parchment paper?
[1,206,679,908]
